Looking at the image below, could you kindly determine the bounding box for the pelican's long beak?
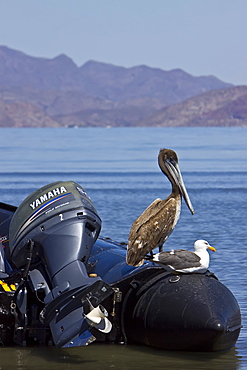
[208,246,216,252]
[165,158,194,215]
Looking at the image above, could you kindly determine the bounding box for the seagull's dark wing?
[155,249,201,270]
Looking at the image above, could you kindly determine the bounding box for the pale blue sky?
[0,0,247,85]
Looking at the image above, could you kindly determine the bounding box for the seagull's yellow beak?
[208,246,216,252]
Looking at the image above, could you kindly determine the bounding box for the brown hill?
[0,98,58,127]
[0,85,160,127]
[138,86,247,127]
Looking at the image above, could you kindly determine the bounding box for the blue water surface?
[0,127,247,369]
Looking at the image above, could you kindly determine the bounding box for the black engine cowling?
[6,181,113,347]
[9,181,101,275]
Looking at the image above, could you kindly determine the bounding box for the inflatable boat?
[0,181,241,351]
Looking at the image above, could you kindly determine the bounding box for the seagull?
[126,148,194,266]
[147,240,216,273]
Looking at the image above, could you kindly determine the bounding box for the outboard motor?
[7,181,113,347]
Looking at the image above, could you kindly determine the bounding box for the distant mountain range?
[0,45,246,127]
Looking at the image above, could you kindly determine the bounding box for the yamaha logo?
[29,186,68,210]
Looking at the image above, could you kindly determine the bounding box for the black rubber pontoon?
[0,181,242,351]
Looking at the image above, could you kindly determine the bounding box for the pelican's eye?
[167,157,176,166]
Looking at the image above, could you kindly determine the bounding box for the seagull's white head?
[194,239,216,253]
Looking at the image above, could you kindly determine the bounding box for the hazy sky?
[0,0,246,85]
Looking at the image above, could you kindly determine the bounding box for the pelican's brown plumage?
[126,148,194,266]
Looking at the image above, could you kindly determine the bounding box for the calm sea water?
[0,127,247,369]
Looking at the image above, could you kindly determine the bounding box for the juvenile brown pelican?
[126,148,194,266]
[147,240,216,273]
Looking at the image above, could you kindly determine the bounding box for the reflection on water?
[0,344,243,370]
